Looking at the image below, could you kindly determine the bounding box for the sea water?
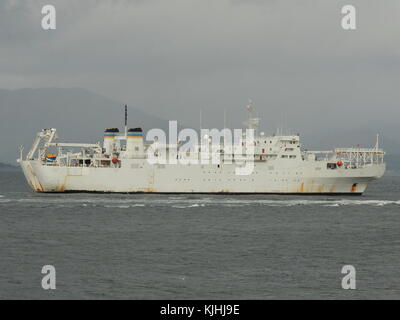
[0,171,399,299]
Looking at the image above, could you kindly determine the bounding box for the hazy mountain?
[0,87,170,164]
[0,162,18,171]
[0,87,399,168]
[385,154,400,176]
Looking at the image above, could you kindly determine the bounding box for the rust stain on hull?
[34,181,45,192]
[220,190,232,193]
[290,183,304,193]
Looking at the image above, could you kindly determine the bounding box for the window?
[289,155,296,159]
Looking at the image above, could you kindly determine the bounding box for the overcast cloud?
[0,0,399,159]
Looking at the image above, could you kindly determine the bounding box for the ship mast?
[375,133,379,151]
[124,105,128,138]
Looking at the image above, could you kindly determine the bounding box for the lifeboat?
[46,154,57,162]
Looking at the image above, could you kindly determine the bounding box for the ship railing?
[39,141,103,167]
[334,148,385,167]
[304,148,385,168]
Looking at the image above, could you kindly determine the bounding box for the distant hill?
[1,87,399,167]
[385,154,400,176]
[0,162,19,171]
[0,87,169,164]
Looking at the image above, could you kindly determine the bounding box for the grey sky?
[0,0,399,162]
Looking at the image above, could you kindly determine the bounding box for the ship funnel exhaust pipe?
[124,105,128,137]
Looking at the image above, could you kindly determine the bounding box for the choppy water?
[0,171,399,299]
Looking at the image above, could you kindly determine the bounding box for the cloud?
[0,0,399,145]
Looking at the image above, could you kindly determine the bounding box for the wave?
[254,199,400,207]
[102,204,146,209]
[3,196,400,208]
[104,205,131,209]
[171,203,205,209]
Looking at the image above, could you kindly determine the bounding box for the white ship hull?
[20,159,385,194]
[18,104,386,195]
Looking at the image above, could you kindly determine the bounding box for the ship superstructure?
[18,104,385,194]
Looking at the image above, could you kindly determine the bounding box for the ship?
[17,103,385,194]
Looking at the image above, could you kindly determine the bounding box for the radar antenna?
[243,99,260,131]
